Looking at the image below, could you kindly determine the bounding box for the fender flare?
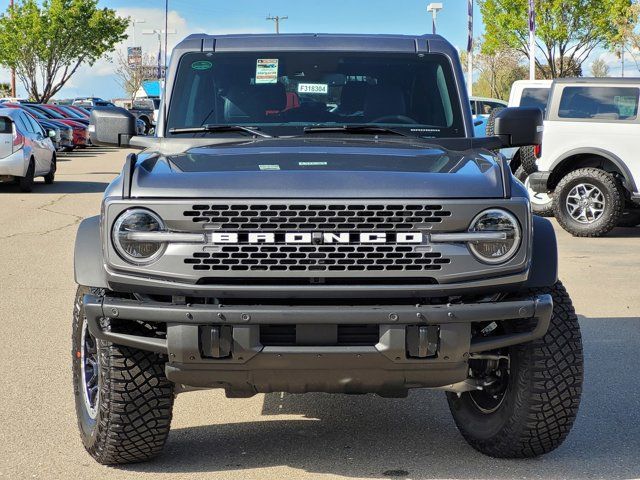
[74,215,108,288]
[525,215,558,289]
[549,147,637,192]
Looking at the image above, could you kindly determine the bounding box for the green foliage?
[479,0,637,78]
[0,0,128,102]
[463,43,528,100]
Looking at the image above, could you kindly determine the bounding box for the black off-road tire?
[519,146,538,175]
[44,155,56,184]
[19,159,35,192]
[72,286,174,465]
[515,166,554,217]
[553,168,624,237]
[447,281,583,458]
[485,108,504,148]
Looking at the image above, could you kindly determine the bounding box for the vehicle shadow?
[604,226,640,238]
[122,316,639,479]
[0,180,109,194]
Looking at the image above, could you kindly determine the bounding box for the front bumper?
[83,293,552,395]
[528,171,551,193]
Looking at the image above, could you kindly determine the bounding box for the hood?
[129,138,505,199]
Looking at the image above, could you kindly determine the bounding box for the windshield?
[166,52,465,138]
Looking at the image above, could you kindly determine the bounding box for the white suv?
[529,78,640,236]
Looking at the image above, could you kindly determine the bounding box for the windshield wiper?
[168,124,273,138]
[303,125,409,137]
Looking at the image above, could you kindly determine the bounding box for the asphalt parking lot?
[1,147,639,480]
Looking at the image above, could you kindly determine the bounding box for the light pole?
[131,19,146,47]
[143,29,176,79]
[427,3,443,35]
[528,0,536,80]
[467,0,473,96]
[266,15,288,34]
[9,0,15,97]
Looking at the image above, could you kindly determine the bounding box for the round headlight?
[468,209,521,264]
[112,209,165,264]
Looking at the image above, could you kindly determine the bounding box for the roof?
[173,33,451,54]
[553,77,640,84]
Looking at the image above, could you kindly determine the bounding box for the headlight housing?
[112,209,165,264]
[468,209,521,264]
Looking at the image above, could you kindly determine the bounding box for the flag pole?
[467,0,473,96]
[529,0,536,80]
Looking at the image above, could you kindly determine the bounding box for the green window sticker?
[192,61,213,71]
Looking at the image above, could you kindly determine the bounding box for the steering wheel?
[370,115,417,124]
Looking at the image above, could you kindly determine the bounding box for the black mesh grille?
[184,203,451,229]
[185,245,450,272]
[259,324,380,346]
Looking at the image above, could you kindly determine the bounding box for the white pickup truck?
[529,78,640,236]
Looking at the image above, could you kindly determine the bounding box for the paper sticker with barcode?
[256,59,279,84]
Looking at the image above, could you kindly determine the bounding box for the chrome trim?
[430,232,508,243]
[125,232,206,243]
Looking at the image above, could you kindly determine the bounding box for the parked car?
[3,103,75,152]
[72,97,115,108]
[529,77,640,236]
[129,97,160,134]
[470,96,507,117]
[0,107,56,191]
[44,104,90,125]
[25,104,89,148]
[77,32,583,464]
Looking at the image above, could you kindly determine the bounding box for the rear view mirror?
[89,107,137,147]
[494,107,543,148]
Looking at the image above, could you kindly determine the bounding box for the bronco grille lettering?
[206,232,426,244]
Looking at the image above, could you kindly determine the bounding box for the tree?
[0,81,10,97]
[479,0,638,78]
[0,0,128,102]
[465,44,528,100]
[590,57,610,77]
[115,50,160,100]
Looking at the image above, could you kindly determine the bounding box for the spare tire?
[519,145,539,175]
[485,107,504,138]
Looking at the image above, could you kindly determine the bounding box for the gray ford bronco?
[73,33,583,464]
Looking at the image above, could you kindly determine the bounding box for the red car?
[26,104,88,148]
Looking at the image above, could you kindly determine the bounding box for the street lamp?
[143,28,176,79]
[427,3,443,35]
[131,19,146,47]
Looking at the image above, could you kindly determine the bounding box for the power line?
[266,14,288,34]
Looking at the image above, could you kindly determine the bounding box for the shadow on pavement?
[0,180,109,194]
[122,317,639,479]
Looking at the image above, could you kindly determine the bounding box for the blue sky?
[0,0,623,99]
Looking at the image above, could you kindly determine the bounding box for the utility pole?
[266,14,288,34]
[426,3,443,35]
[9,0,15,97]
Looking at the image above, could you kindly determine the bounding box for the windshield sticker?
[299,161,328,166]
[259,164,281,171]
[256,59,279,84]
[297,83,329,95]
[191,60,213,71]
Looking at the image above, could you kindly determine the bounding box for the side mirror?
[494,107,543,148]
[89,107,137,147]
[48,129,56,138]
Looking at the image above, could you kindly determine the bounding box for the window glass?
[558,86,639,120]
[25,113,43,134]
[18,112,34,133]
[520,88,550,112]
[470,100,477,116]
[0,117,12,134]
[167,52,465,138]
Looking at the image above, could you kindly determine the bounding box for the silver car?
[0,108,56,192]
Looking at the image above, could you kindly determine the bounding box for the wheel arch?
[548,148,636,194]
[75,215,108,288]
